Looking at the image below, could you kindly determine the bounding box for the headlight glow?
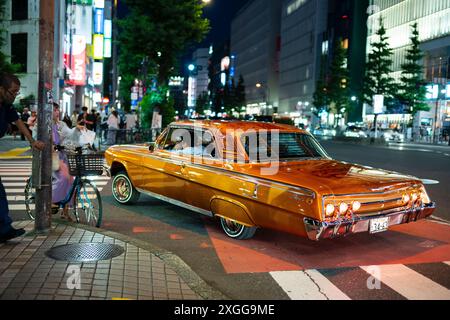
[325,204,335,217]
[339,202,349,215]
[352,201,361,212]
[402,194,410,204]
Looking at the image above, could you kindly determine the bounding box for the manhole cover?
[45,243,125,262]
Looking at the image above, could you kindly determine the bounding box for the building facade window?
[11,33,28,73]
[11,0,28,21]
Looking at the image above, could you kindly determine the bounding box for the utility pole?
[34,0,55,233]
[112,0,118,108]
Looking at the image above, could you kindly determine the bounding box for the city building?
[278,0,328,126]
[0,0,111,116]
[366,0,450,142]
[322,0,369,124]
[186,47,210,115]
[207,40,230,116]
[1,0,42,108]
[230,0,282,116]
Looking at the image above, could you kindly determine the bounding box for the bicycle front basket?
[67,152,105,176]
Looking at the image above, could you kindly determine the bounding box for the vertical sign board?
[94,8,104,34]
[104,38,112,58]
[104,20,112,38]
[93,34,104,59]
[94,0,105,8]
[93,62,103,85]
[73,4,93,44]
[67,35,86,86]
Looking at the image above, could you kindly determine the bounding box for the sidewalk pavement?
[0,136,31,159]
[0,134,107,159]
[0,220,227,300]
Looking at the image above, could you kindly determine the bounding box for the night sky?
[118,0,250,71]
[200,0,250,45]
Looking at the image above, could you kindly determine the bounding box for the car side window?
[162,128,217,158]
[162,127,190,152]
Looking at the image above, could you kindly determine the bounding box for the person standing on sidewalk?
[0,73,45,242]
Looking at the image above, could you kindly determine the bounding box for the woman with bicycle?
[33,103,85,220]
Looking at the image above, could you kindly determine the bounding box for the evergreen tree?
[195,92,208,116]
[328,38,351,116]
[312,56,330,114]
[223,81,235,115]
[399,22,429,116]
[118,0,210,109]
[363,16,397,111]
[235,75,246,112]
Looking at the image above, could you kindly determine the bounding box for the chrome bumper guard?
[304,202,436,241]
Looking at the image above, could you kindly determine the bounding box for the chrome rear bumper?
[304,202,436,241]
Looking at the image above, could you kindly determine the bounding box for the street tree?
[363,16,397,112]
[118,0,210,87]
[399,22,429,116]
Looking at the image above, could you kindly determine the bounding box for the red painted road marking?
[170,234,185,240]
[206,220,450,274]
[132,227,153,234]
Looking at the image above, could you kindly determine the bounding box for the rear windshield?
[241,132,329,162]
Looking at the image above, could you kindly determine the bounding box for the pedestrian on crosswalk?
[0,72,45,243]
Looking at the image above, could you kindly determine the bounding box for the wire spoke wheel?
[24,178,35,220]
[219,217,257,240]
[73,180,103,228]
[112,172,140,204]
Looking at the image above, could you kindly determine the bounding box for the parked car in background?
[368,128,405,143]
[105,120,435,241]
[312,126,337,138]
[343,126,368,138]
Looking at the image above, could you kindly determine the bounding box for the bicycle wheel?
[73,179,103,228]
[24,178,35,220]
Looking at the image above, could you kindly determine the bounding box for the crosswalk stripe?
[360,265,450,300]
[270,270,350,300]
[0,177,28,181]
[3,182,28,187]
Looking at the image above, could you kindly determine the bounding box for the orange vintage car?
[104,120,435,241]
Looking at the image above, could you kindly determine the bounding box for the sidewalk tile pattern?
[0,221,202,300]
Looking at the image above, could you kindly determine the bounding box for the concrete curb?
[53,218,230,300]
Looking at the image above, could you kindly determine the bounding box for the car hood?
[236,159,421,196]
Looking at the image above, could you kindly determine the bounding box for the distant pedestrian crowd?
[6,105,141,146]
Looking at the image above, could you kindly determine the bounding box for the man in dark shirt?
[77,106,95,130]
[0,73,45,243]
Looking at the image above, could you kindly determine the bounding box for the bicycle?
[24,145,104,228]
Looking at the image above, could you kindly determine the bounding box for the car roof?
[170,120,305,135]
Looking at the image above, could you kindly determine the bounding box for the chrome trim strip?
[360,197,403,206]
[136,187,214,217]
[140,153,316,198]
[323,185,421,199]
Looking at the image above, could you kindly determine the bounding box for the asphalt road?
[4,142,450,300]
[319,140,450,221]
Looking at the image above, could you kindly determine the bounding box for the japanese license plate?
[370,217,389,234]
